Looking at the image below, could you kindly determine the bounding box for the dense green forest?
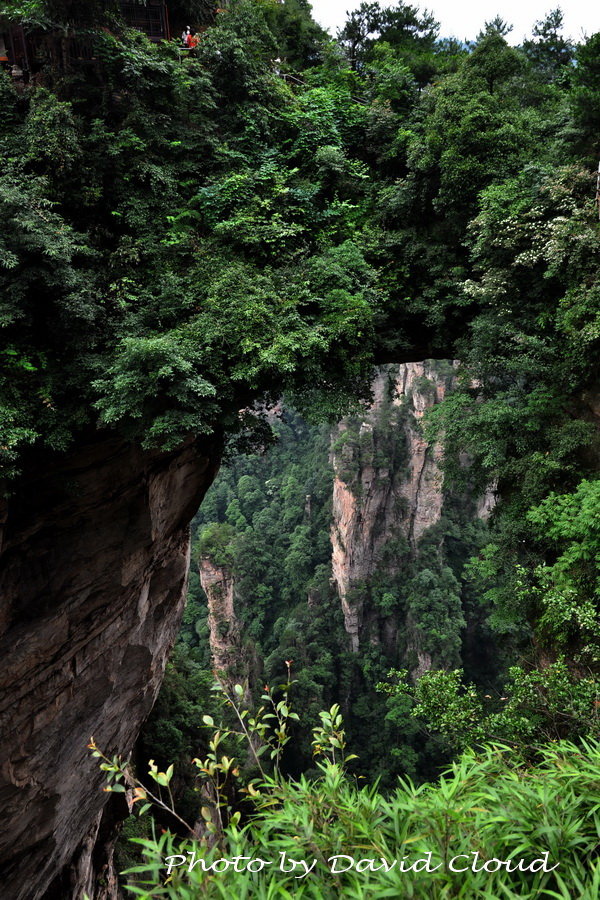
[1,0,600,896]
[144,367,493,791]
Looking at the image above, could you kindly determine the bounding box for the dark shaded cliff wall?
[0,434,221,900]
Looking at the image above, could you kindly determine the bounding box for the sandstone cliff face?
[330,362,450,655]
[0,434,221,900]
[198,558,252,699]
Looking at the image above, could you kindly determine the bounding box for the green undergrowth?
[121,739,600,899]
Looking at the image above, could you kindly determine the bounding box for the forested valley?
[1,1,600,898]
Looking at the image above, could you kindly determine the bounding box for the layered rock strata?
[0,434,221,900]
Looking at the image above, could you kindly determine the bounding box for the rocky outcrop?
[198,558,252,699]
[330,362,450,654]
[0,433,221,900]
[476,483,497,521]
